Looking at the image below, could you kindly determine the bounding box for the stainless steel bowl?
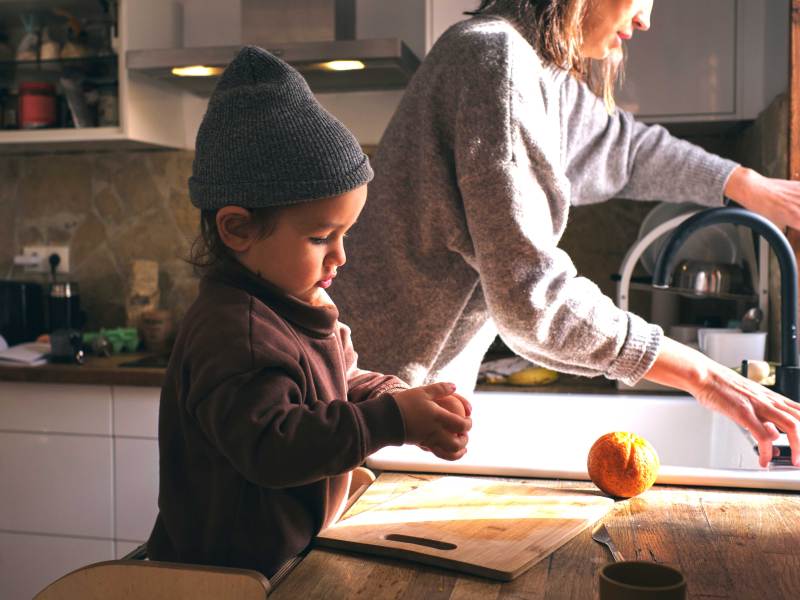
[673,260,747,296]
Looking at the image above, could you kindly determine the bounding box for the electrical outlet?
[22,245,71,274]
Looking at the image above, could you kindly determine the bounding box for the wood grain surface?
[317,475,613,581]
[0,353,165,387]
[269,473,800,600]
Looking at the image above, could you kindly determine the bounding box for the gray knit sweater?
[332,16,739,393]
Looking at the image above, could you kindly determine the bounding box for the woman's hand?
[690,367,800,467]
[724,166,800,230]
[644,337,800,467]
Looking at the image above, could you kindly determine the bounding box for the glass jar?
[18,81,57,129]
[97,87,118,126]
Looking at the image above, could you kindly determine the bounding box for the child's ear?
[216,206,255,253]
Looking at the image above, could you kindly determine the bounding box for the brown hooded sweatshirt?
[147,260,407,577]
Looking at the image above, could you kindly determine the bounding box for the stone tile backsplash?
[0,94,785,336]
[1,150,199,330]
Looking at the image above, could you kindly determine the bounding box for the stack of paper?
[0,342,50,367]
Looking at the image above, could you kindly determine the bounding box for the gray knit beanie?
[189,46,373,209]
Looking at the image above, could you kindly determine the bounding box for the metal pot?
[673,260,747,296]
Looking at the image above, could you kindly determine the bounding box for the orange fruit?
[587,432,660,499]
[435,394,466,417]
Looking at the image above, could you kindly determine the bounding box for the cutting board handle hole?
[384,534,457,551]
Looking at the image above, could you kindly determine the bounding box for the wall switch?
[21,245,71,275]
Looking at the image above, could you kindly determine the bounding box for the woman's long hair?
[466,0,622,112]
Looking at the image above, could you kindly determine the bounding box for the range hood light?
[318,59,365,71]
[171,65,225,77]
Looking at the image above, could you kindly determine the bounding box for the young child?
[146,46,472,580]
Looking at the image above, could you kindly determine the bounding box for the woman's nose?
[633,13,650,31]
[633,3,652,31]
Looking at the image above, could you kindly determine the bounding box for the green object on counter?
[82,328,140,354]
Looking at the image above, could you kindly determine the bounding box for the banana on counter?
[479,357,559,386]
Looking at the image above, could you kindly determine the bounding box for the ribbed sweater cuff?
[352,393,406,457]
[606,313,663,386]
[686,153,740,208]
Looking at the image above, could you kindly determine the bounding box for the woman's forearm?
[642,336,712,395]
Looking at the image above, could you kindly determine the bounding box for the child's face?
[234,186,367,305]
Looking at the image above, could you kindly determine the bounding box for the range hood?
[126,0,421,95]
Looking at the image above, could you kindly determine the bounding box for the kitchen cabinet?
[0,0,185,153]
[0,382,160,600]
[618,0,789,123]
[426,0,789,123]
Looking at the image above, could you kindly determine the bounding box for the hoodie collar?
[206,259,338,337]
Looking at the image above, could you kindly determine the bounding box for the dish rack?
[615,210,770,392]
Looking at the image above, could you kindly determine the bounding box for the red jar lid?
[19,81,55,93]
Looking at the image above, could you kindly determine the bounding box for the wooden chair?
[33,559,273,600]
[32,543,303,600]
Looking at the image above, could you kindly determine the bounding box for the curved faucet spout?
[652,207,798,379]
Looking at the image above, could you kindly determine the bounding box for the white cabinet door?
[617,0,736,119]
[115,437,159,543]
[0,432,114,538]
[618,0,788,122]
[112,387,160,543]
[0,531,113,600]
[112,385,160,439]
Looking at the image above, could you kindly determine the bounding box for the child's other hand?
[432,392,471,417]
[420,392,472,460]
[393,383,472,461]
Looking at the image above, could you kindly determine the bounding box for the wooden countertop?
[0,355,656,394]
[0,353,166,387]
[270,472,800,600]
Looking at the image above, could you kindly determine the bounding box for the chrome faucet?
[652,206,800,403]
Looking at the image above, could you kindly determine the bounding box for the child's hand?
[393,383,472,461]
[421,392,472,459]
[432,392,472,417]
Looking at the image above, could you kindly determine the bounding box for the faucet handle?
[775,365,800,404]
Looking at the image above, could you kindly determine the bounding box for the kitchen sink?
[367,390,800,492]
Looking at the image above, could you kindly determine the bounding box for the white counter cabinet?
[0,382,160,600]
[426,0,789,123]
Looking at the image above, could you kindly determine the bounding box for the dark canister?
[0,280,45,345]
[48,281,82,332]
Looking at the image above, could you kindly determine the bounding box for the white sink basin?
[367,390,800,491]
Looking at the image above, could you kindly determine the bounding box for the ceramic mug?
[599,561,686,599]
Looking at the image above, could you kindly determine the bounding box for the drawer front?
[0,382,112,435]
[112,386,160,438]
[0,432,113,537]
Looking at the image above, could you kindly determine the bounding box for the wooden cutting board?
[315,475,614,581]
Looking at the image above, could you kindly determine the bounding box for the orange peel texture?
[587,431,660,499]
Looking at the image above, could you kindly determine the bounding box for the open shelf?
[0,55,118,86]
[628,281,758,304]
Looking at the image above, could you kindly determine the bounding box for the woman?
[333,0,800,467]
